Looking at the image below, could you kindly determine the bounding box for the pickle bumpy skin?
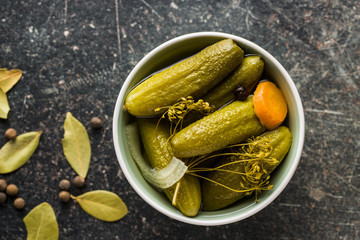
[137,118,172,169]
[124,39,244,116]
[202,55,264,109]
[137,118,201,217]
[182,55,264,126]
[171,96,266,158]
[202,126,292,211]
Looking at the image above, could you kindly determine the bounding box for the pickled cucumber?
[124,39,244,116]
[202,55,264,109]
[182,56,264,126]
[137,118,201,217]
[202,126,292,210]
[164,174,201,217]
[171,96,266,158]
[137,118,172,169]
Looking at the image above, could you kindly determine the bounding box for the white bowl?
[113,32,305,226]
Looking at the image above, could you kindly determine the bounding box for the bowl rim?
[113,31,305,226]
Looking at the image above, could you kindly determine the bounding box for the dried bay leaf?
[0,89,10,119]
[0,131,42,174]
[62,112,91,178]
[24,202,59,240]
[0,68,22,93]
[72,190,128,222]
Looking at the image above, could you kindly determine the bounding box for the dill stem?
[187,152,258,169]
[187,172,255,193]
[187,168,248,175]
[172,181,181,206]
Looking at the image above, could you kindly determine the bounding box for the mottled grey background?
[0,0,359,239]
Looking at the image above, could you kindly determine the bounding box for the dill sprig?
[187,136,278,202]
[155,96,215,136]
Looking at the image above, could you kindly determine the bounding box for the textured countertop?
[1,1,359,239]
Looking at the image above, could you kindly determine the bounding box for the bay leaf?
[0,89,10,119]
[23,202,59,240]
[72,190,128,222]
[62,112,91,178]
[0,131,42,174]
[0,68,22,93]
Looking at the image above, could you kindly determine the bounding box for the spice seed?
[14,198,25,209]
[5,128,17,140]
[0,179,7,191]
[6,184,18,196]
[73,176,85,188]
[90,117,102,129]
[59,191,70,202]
[234,86,249,101]
[0,192,6,204]
[59,179,71,191]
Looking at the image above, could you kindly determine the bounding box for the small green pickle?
[203,55,264,109]
[137,118,201,217]
[181,56,264,127]
[171,96,266,158]
[201,126,292,211]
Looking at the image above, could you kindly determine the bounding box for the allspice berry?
[6,184,18,196]
[5,128,17,140]
[59,191,70,202]
[73,176,85,188]
[0,192,6,204]
[59,179,71,191]
[0,179,7,191]
[14,198,25,209]
[90,117,102,129]
[233,86,249,101]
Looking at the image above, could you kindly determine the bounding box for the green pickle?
[171,96,266,158]
[201,126,292,211]
[203,55,264,109]
[137,118,172,169]
[137,118,201,217]
[182,55,264,126]
[164,174,201,217]
[124,39,244,116]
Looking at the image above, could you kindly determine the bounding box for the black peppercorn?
[234,86,249,101]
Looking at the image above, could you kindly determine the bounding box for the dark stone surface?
[0,0,359,239]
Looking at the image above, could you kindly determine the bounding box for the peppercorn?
[14,198,25,209]
[90,117,102,129]
[5,128,17,140]
[233,86,249,101]
[59,179,71,191]
[0,179,7,191]
[6,184,18,196]
[73,176,85,188]
[59,191,70,202]
[0,192,6,204]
